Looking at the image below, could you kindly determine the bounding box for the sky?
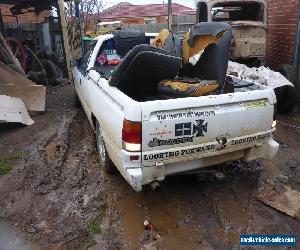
[106,0,196,9]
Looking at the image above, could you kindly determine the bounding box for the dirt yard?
[0,85,299,250]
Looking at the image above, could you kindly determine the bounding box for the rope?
[277,120,300,129]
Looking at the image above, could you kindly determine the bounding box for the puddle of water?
[117,188,198,250]
[117,174,259,249]
[0,222,36,250]
[263,160,281,178]
[45,142,57,160]
[117,192,147,250]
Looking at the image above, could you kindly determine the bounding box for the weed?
[13,151,23,160]
[1,151,23,162]
[0,162,11,175]
[88,221,102,235]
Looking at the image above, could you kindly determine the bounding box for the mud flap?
[155,161,165,181]
[126,168,143,192]
[244,139,279,162]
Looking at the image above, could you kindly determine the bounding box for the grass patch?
[0,162,11,175]
[87,206,107,237]
[6,151,23,160]
[88,221,102,235]
[1,151,23,161]
[13,151,23,160]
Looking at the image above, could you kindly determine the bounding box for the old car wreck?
[195,0,297,113]
[196,0,267,67]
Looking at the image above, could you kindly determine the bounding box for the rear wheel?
[96,122,116,174]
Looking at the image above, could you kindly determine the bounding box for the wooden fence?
[127,15,196,35]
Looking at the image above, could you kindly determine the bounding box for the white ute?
[72,33,279,191]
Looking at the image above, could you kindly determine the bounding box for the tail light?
[122,119,141,152]
[272,105,277,128]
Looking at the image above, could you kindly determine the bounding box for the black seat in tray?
[181,22,232,93]
[109,44,182,96]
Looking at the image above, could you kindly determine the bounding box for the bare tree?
[65,0,75,19]
[81,0,107,33]
[65,0,107,32]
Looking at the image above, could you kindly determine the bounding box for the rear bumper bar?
[121,137,279,191]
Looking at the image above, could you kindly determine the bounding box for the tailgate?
[141,90,276,163]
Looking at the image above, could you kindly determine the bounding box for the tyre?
[96,122,116,174]
[55,64,64,77]
[278,64,295,84]
[32,59,59,86]
[274,85,297,114]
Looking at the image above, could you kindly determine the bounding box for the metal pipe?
[295,6,300,85]
[167,0,172,31]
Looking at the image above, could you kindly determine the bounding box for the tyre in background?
[274,85,297,114]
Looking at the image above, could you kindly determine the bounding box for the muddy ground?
[0,85,299,250]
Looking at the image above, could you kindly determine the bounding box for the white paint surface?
[0,95,34,126]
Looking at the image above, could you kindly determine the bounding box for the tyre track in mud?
[0,85,299,250]
[110,158,299,250]
[0,86,122,249]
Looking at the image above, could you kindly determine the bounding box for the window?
[211,2,264,22]
[78,41,96,74]
[144,17,156,24]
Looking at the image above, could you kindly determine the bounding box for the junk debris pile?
[0,32,46,125]
[227,61,297,114]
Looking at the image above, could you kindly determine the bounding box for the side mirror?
[70,59,78,67]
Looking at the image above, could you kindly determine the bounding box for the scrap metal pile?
[0,32,46,125]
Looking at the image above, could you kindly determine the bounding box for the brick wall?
[266,0,300,69]
[0,4,51,24]
[156,16,166,23]
[122,17,145,25]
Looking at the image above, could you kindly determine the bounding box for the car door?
[75,42,96,113]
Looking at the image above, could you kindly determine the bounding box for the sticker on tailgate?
[157,110,215,121]
[143,132,273,161]
[148,119,208,148]
[243,100,267,110]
